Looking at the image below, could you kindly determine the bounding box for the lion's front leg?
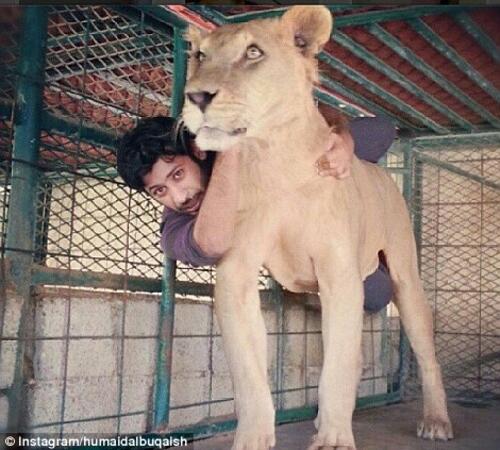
[215,257,275,450]
[309,260,364,450]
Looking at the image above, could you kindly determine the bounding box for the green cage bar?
[333,31,473,131]
[153,25,188,431]
[409,18,500,103]
[453,12,499,64]
[4,6,49,432]
[367,23,500,128]
[318,51,449,134]
[318,74,416,130]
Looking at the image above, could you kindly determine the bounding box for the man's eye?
[246,45,263,60]
[173,169,184,180]
[154,187,166,197]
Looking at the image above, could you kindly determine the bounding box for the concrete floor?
[193,400,500,450]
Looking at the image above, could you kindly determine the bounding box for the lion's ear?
[280,6,333,57]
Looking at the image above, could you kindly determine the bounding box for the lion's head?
[182,6,333,151]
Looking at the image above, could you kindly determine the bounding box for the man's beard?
[178,191,204,214]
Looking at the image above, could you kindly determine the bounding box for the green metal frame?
[333,5,473,28]
[409,18,500,104]
[144,391,401,447]
[333,31,473,132]
[318,74,416,131]
[153,25,187,432]
[398,139,418,399]
[367,23,500,128]
[4,6,49,433]
[453,11,499,64]
[412,130,500,149]
[318,51,448,134]
[110,5,181,38]
[314,88,364,119]
[137,5,188,30]
[190,5,472,27]
[3,102,120,181]
[31,264,161,292]
[42,111,117,150]
[416,152,500,192]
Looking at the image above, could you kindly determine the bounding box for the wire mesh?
[44,5,171,134]
[404,141,500,402]
[0,5,177,437]
[0,7,20,257]
[0,119,12,258]
[37,160,164,279]
[37,5,177,280]
[0,7,21,110]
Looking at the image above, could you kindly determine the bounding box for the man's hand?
[315,130,354,179]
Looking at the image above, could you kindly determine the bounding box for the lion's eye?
[246,45,263,60]
[194,50,206,62]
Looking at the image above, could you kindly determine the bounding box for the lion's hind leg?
[383,224,453,440]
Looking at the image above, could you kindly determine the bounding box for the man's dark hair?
[116,116,213,191]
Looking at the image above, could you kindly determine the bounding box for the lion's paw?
[307,429,356,450]
[417,416,454,441]
[231,423,275,450]
[231,432,275,450]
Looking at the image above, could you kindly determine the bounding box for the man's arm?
[315,115,396,178]
[160,209,219,267]
[192,147,240,257]
[315,129,354,178]
[159,146,242,265]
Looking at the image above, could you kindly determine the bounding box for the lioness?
[182,6,453,450]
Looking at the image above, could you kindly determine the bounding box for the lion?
[182,6,453,450]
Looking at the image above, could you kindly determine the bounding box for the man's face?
[143,155,207,214]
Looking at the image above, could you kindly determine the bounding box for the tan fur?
[182,6,453,449]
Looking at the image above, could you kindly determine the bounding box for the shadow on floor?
[193,400,500,450]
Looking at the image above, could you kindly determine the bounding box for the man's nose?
[172,189,188,208]
[186,91,218,113]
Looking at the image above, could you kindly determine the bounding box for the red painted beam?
[165,5,217,31]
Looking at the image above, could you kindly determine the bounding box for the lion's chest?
[264,224,320,293]
[238,182,339,294]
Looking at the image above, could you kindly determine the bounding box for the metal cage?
[0,4,498,445]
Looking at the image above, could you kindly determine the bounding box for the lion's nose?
[186,91,217,112]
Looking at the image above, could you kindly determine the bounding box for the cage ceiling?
[0,4,499,161]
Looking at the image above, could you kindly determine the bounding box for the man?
[117,114,396,312]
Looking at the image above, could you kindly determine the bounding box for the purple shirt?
[160,208,219,267]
